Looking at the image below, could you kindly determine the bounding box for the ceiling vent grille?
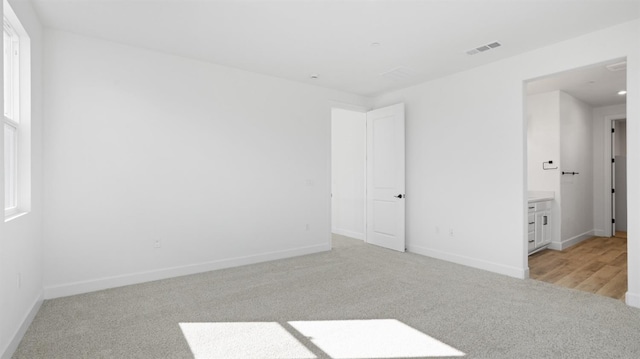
[606,61,627,72]
[466,41,501,55]
[379,66,419,80]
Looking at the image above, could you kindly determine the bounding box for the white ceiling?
[527,59,628,107]
[31,0,640,97]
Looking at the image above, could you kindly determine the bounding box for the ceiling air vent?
[466,41,502,56]
[379,66,419,81]
[605,61,627,72]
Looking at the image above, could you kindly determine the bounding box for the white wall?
[592,104,626,236]
[31,14,640,315]
[42,30,368,298]
[331,108,366,240]
[527,92,561,193]
[526,91,561,247]
[0,1,43,358]
[526,91,596,248]
[559,91,594,244]
[371,20,640,307]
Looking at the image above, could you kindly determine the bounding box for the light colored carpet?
[13,234,640,358]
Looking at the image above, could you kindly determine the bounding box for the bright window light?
[179,322,316,359]
[4,122,17,209]
[3,14,19,215]
[3,0,30,220]
[288,319,466,358]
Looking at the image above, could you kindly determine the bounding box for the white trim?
[0,293,43,359]
[3,120,18,215]
[4,210,27,222]
[3,2,31,218]
[44,243,330,299]
[594,229,609,237]
[603,113,626,237]
[328,100,369,113]
[331,228,364,240]
[3,18,19,123]
[548,230,595,250]
[407,244,528,279]
[522,81,530,277]
[626,291,640,309]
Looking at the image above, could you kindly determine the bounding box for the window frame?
[4,14,21,218]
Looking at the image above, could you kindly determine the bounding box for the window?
[3,17,19,216]
[3,0,29,220]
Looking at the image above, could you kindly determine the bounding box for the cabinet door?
[535,212,545,247]
[541,210,551,245]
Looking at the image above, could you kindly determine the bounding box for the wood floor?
[528,234,627,300]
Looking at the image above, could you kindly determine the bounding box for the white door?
[611,121,616,235]
[366,103,405,252]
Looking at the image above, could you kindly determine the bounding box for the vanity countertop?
[528,191,554,203]
[528,196,554,203]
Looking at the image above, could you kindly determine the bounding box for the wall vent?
[605,61,627,72]
[466,41,501,55]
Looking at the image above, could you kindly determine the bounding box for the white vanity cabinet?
[528,200,551,255]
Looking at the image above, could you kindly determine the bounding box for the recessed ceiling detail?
[379,67,420,81]
[466,41,502,55]
[606,61,627,72]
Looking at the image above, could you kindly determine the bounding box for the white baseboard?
[407,244,527,279]
[547,241,562,250]
[626,292,640,309]
[331,228,364,240]
[44,243,329,299]
[1,293,43,359]
[549,230,595,251]
[594,229,609,237]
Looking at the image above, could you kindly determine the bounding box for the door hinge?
[612,158,615,163]
[612,128,615,133]
[612,188,615,194]
[612,218,616,224]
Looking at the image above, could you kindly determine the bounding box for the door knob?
[394,194,404,199]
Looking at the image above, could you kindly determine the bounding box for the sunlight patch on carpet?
[288,319,465,358]
[179,322,316,359]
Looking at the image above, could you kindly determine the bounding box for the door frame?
[328,101,406,251]
[603,114,627,237]
[329,101,369,247]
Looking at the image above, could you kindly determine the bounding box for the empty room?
[1,1,640,358]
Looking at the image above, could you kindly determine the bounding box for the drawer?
[534,201,551,211]
[528,214,535,232]
[528,232,535,252]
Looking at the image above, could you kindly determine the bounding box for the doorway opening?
[330,104,406,252]
[611,118,627,239]
[524,58,628,301]
[331,107,367,244]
